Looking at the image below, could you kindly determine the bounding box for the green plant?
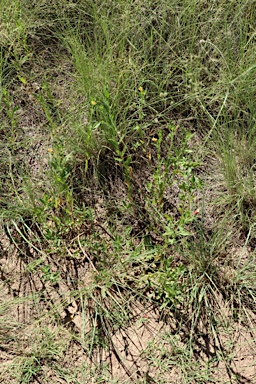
[2,88,19,143]
[218,131,256,233]
[145,125,202,244]
[40,264,60,284]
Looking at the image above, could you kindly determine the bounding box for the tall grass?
[0,0,255,383]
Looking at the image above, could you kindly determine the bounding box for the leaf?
[178,228,191,236]
[18,75,27,85]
